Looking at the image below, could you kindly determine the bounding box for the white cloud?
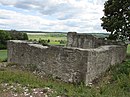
[0,0,108,33]
[0,9,57,31]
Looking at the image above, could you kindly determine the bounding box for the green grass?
[0,59,130,97]
[0,50,7,62]
[127,44,130,54]
[27,33,67,45]
[28,34,67,41]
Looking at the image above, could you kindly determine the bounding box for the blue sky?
[0,0,108,33]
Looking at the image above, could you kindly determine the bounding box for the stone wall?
[7,39,127,85]
[67,32,125,49]
[7,40,87,83]
[67,32,99,49]
[85,45,126,84]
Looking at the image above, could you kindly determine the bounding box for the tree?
[47,39,50,43]
[101,0,130,41]
[9,30,28,40]
[0,30,28,49]
[0,30,11,49]
[22,33,28,40]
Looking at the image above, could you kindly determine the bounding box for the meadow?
[27,33,67,45]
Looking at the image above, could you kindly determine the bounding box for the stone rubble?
[0,83,55,97]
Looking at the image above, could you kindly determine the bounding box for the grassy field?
[28,34,67,40]
[27,33,67,45]
[0,50,7,62]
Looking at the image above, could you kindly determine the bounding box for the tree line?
[0,30,28,49]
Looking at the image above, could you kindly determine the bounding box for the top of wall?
[67,32,126,49]
[8,40,125,52]
[9,40,48,49]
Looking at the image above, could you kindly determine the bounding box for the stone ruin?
[7,32,127,85]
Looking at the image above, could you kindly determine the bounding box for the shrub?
[38,39,50,46]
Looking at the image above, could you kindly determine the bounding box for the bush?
[38,39,50,46]
[59,40,67,44]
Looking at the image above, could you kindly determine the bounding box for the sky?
[0,0,108,33]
